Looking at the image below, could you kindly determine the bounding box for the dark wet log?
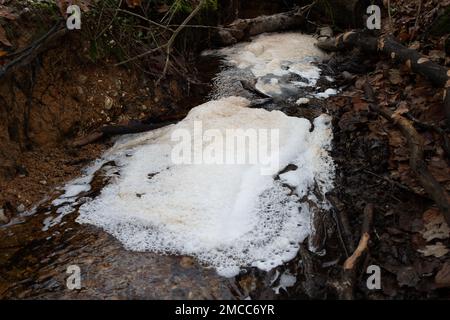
[318,31,450,124]
[71,121,176,147]
[364,82,450,227]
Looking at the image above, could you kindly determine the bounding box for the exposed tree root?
[0,22,66,80]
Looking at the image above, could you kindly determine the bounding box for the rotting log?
[317,31,450,124]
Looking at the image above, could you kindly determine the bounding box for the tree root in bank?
[0,22,66,80]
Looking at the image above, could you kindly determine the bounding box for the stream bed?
[0,32,339,299]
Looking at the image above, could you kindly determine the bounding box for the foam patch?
[74,96,334,277]
[211,32,327,97]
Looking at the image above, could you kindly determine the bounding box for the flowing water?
[0,32,338,299]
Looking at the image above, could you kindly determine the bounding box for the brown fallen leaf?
[392,101,409,120]
[418,242,449,258]
[0,25,11,47]
[352,97,369,112]
[421,208,450,242]
[0,5,17,20]
[126,0,142,7]
[435,261,450,288]
[428,158,450,183]
[389,69,403,85]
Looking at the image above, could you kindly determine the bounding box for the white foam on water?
[44,32,336,277]
[73,96,334,277]
[272,271,297,295]
[211,32,327,97]
[315,88,338,99]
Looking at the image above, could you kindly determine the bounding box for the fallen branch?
[70,120,177,148]
[344,204,374,270]
[338,203,374,299]
[317,31,450,123]
[364,82,450,227]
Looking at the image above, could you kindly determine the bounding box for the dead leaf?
[392,101,409,119]
[355,78,366,90]
[156,4,170,13]
[428,158,450,183]
[388,130,405,147]
[0,5,17,20]
[396,266,420,287]
[352,97,369,112]
[421,208,450,242]
[389,69,403,85]
[428,50,445,62]
[435,261,450,288]
[418,242,449,258]
[0,25,11,47]
[126,0,142,7]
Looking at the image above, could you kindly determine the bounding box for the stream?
[0,32,339,299]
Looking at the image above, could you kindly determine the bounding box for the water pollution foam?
[72,96,334,277]
[209,32,327,98]
[45,32,335,277]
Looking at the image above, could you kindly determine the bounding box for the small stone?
[17,204,26,213]
[78,75,88,84]
[0,208,9,225]
[180,257,195,268]
[104,96,114,110]
[319,26,333,38]
[76,86,84,97]
[296,98,310,105]
[39,180,47,185]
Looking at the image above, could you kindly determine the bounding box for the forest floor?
[322,0,450,298]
